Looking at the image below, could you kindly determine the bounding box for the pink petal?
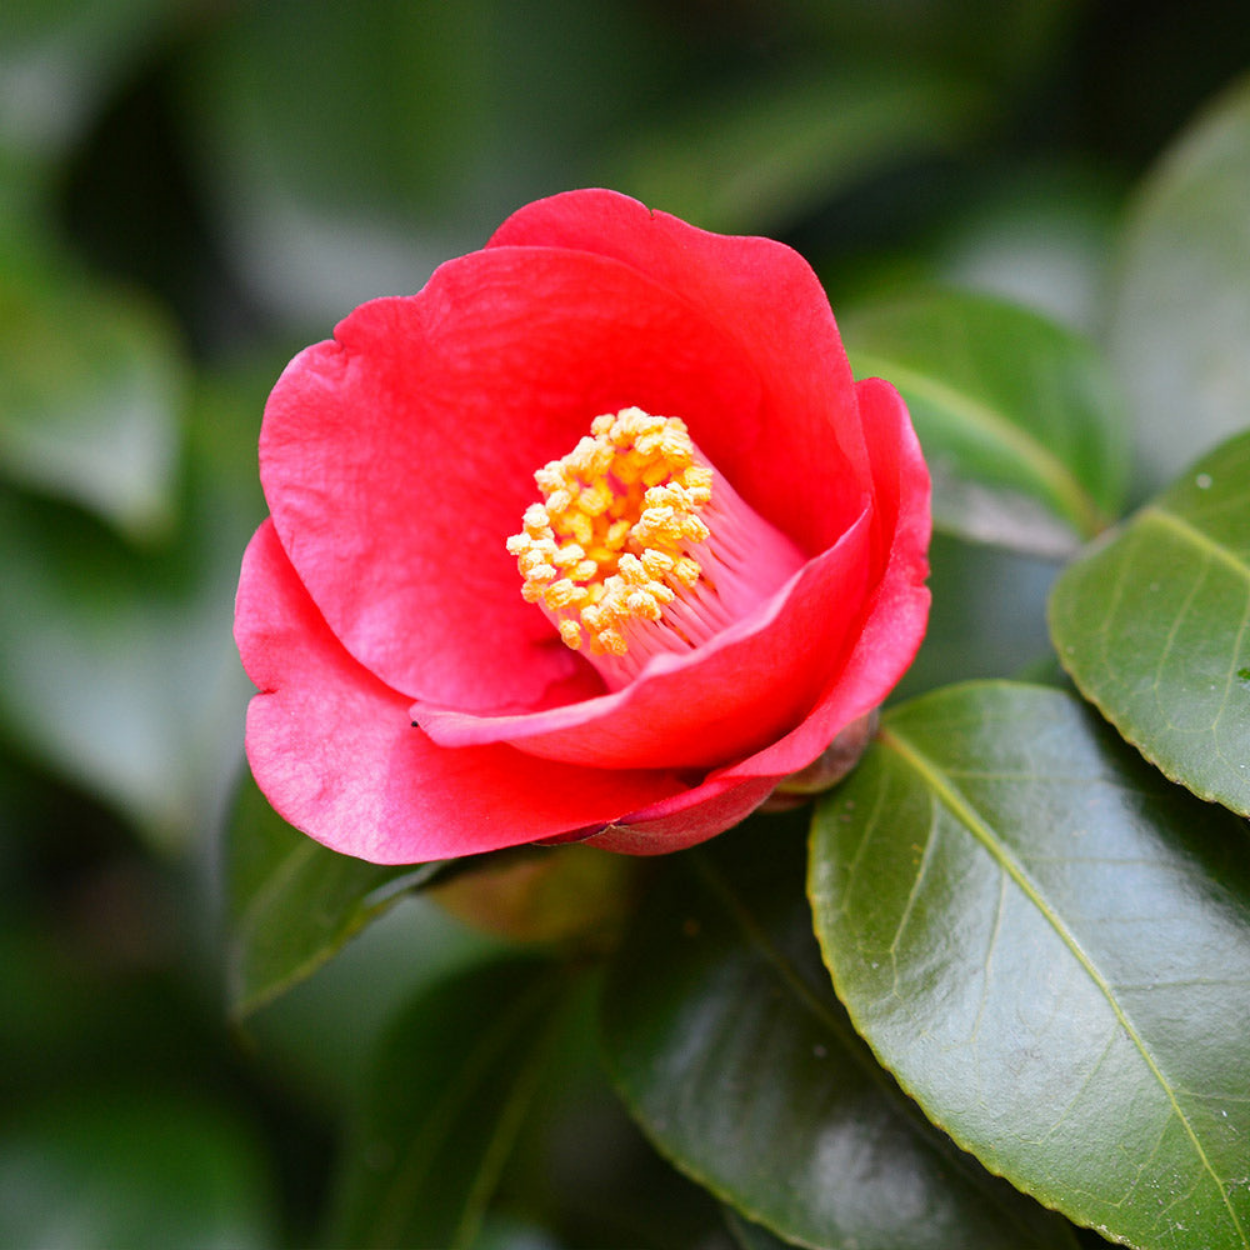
[235,521,687,864]
[415,508,872,771]
[260,246,759,714]
[489,188,871,554]
[717,377,932,782]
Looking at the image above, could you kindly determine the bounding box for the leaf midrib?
[853,351,1107,537]
[692,853,1081,1250]
[1140,503,1250,583]
[879,723,1248,1247]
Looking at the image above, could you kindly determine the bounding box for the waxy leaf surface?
[226,774,443,1020]
[1049,430,1250,816]
[844,290,1126,556]
[809,682,1250,1250]
[602,823,1079,1250]
[329,957,567,1250]
[1109,73,1250,488]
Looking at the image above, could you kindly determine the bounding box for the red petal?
[579,772,780,855]
[717,377,932,781]
[415,508,872,771]
[490,189,870,554]
[235,521,687,864]
[260,246,759,713]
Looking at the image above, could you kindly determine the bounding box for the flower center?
[507,407,805,689]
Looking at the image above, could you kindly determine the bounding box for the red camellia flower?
[234,189,931,862]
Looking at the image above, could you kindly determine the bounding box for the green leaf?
[226,772,445,1020]
[0,363,267,848]
[329,957,568,1250]
[723,1206,801,1250]
[1109,72,1250,489]
[0,0,179,164]
[809,681,1250,1250]
[894,532,1060,702]
[929,162,1123,334]
[843,290,1128,555]
[1049,430,1250,816]
[605,64,991,236]
[0,256,185,540]
[0,1090,275,1250]
[601,821,1080,1250]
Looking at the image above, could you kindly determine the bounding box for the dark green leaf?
[226,772,445,1020]
[605,65,991,236]
[329,957,568,1250]
[1049,430,1250,816]
[1109,73,1250,489]
[601,821,1079,1250]
[723,1205,802,1250]
[844,290,1127,555]
[809,682,1250,1250]
[0,257,185,539]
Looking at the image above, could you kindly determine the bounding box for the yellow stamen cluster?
[507,408,713,657]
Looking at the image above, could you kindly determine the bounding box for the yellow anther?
[507,407,713,658]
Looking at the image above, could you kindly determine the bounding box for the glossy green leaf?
[329,957,568,1250]
[0,1091,275,1250]
[1109,73,1250,489]
[0,257,185,539]
[602,822,1079,1250]
[1049,430,1250,816]
[809,682,1250,1250]
[844,290,1127,555]
[226,772,445,1020]
[606,65,990,236]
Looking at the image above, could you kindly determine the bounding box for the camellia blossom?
[234,189,931,862]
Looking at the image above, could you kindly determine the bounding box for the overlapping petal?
[236,520,687,862]
[261,246,760,713]
[239,189,932,863]
[415,509,871,771]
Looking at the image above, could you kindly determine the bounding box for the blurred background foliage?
[1,1,1248,1246]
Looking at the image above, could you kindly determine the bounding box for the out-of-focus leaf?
[929,163,1123,333]
[601,821,1080,1250]
[0,363,269,849]
[810,682,1250,1250]
[185,0,677,324]
[227,773,446,1020]
[329,957,568,1250]
[0,257,185,539]
[775,0,1079,87]
[895,532,1059,701]
[431,844,640,949]
[0,0,179,162]
[604,64,992,236]
[0,1091,275,1250]
[1050,430,1250,815]
[1109,72,1250,489]
[844,290,1127,555]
